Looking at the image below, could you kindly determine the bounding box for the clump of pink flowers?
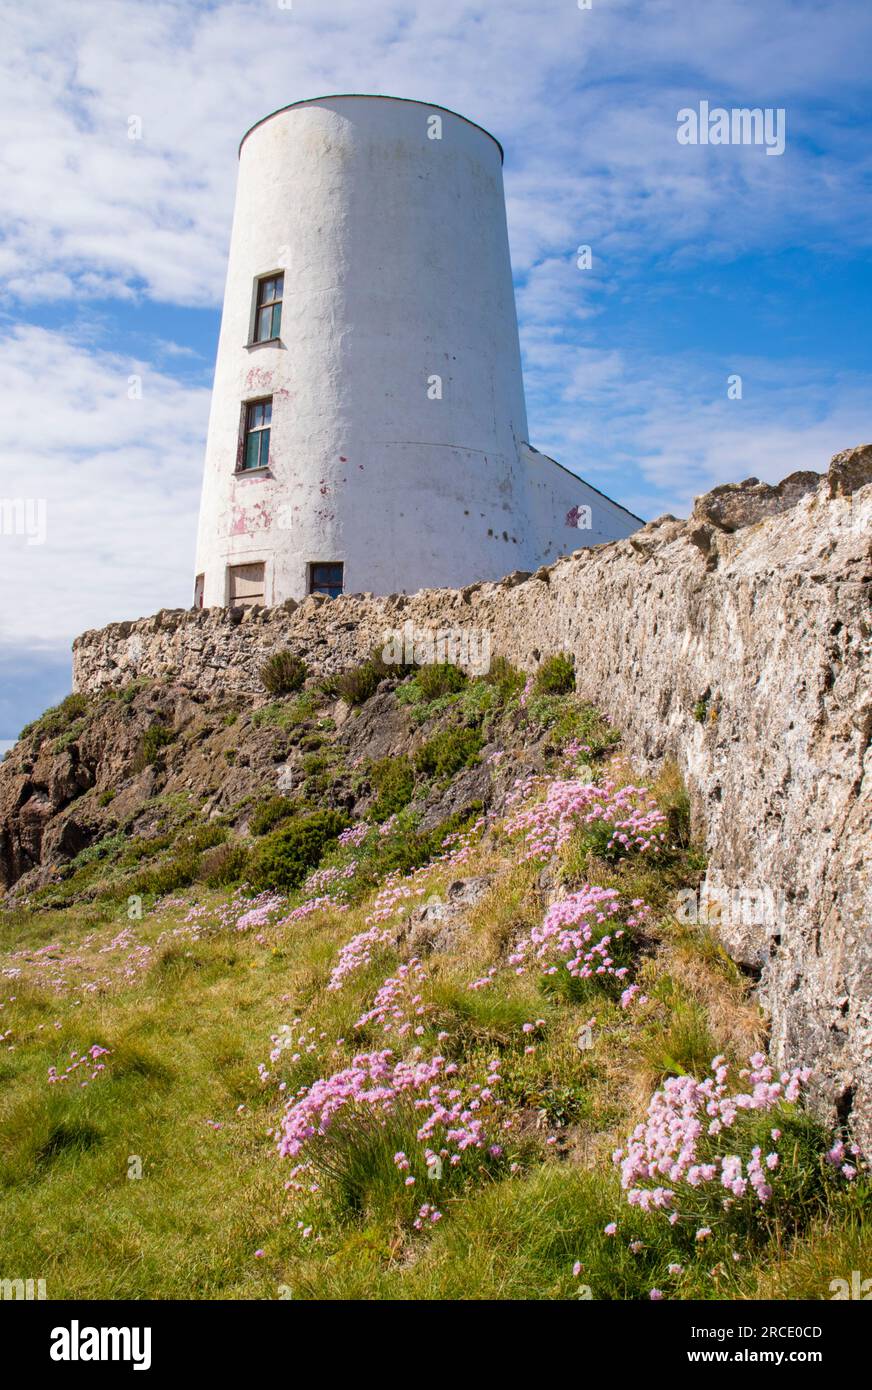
[415,1058,503,1158]
[277,1049,447,1157]
[413,1203,442,1230]
[338,824,368,849]
[504,776,667,863]
[327,825,484,990]
[276,1047,503,1173]
[824,1138,863,1180]
[509,886,649,985]
[614,1053,818,1218]
[280,895,350,924]
[620,983,648,1010]
[48,1043,110,1087]
[563,739,592,763]
[328,924,394,991]
[235,894,285,932]
[302,862,358,897]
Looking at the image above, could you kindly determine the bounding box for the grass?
[250,694,316,730]
[1,843,867,1299]
[0,954,298,1297]
[527,694,620,754]
[134,723,177,770]
[249,796,297,837]
[20,692,90,743]
[0,674,868,1301]
[533,652,575,697]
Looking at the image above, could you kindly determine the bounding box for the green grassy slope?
[0,658,867,1300]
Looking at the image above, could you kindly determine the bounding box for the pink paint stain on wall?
[230,500,273,536]
[245,367,273,392]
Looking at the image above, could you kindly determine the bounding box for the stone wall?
[74,448,872,1143]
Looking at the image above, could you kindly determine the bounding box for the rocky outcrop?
[690,470,819,532]
[28,447,872,1144]
[0,669,555,905]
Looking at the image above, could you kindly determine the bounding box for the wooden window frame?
[240,397,272,472]
[251,273,283,344]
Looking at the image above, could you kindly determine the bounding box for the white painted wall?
[520,445,642,564]
[194,96,639,606]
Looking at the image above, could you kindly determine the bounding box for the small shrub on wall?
[368,754,416,821]
[481,655,526,699]
[133,723,176,771]
[199,842,251,888]
[260,650,308,697]
[415,726,483,779]
[335,661,381,707]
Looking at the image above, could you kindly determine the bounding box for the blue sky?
[1,0,870,743]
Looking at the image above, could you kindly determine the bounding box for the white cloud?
[0,0,869,308]
[0,325,209,648]
[525,343,871,517]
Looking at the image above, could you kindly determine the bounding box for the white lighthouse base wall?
[194,443,640,608]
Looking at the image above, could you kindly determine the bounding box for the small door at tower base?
[228,562,265,607]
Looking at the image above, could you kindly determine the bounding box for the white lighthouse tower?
[194,95,639,609]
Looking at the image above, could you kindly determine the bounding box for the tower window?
[254,273,283,343]
[242,398,272,470]
[308,562,344,599]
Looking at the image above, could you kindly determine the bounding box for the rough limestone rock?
[690,471,819,532]
[50,448,872,1143]
[403,876,493,957]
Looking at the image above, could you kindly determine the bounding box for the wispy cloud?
[1,1,870,306]
[0,325,209,648]
[525,343,871,518]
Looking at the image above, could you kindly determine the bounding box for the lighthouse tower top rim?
[238,94,505,163]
